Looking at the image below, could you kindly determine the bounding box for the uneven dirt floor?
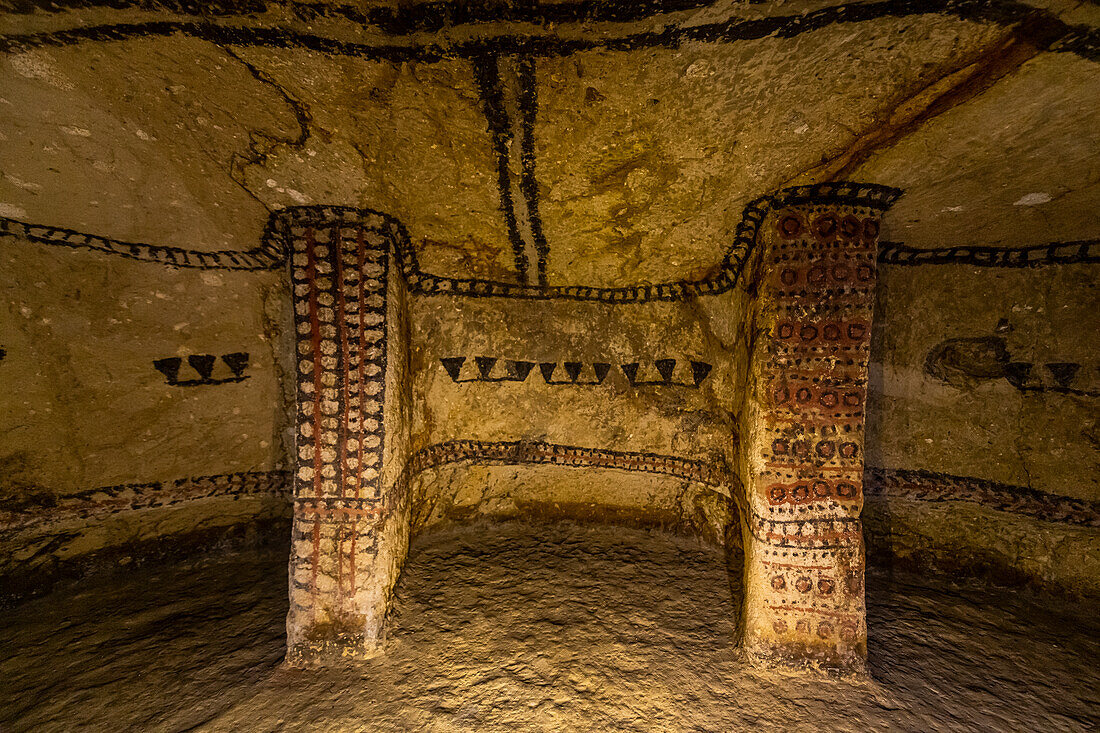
[2,521,1098,732]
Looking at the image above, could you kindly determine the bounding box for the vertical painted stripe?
[355,229,367,502]
[336,228,350,501]
[305,227,324,600]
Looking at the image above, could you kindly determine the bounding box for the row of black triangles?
[621,359,675,383]
[442,357,710,386]
[154,352,249,382]
[1005,361,1082,388]
[440,357,467,382]
[540,361,612,383]
[443,357,611,383]
[621,360,711,386]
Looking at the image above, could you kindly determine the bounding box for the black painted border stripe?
[865,467,1100,527]
[5,463,1097,537]
[516,55,550,287]
[1,0,725,33]
[0,0,266,15]
[878,239,1100,267]
[0,182,903,302]
[1,1,1097,63]
[0,470,289,536]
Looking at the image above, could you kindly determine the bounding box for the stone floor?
[2,521,1098,732]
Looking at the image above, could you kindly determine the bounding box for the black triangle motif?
[153,357,182,384]
[511,361,535,381]
[539,362,557,382]
[564,362,583,382]
[440,357,466,382]
[222,352,249,378]
[188,354,216,380]
[1045,362,1080,388]
[475,356,498,379]
[1003,362,1032,389]
[691,361,712,387]
[593,362,611,384]
[621,363,640,384]
[655,358,676,383]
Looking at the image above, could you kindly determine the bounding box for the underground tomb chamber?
[1,1,1099,727]
[280,185,897,668]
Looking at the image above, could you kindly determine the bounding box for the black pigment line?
[0,215,284,270]
[7,465,1094,550]
[2,1,1098,63]
[218,45,313,213]
[286,0,724,35]
[879,239,1100,267]
[0,471,289,524]
[1018,384,1100,398]
[6,466,1094,539]
[1,0,724,30]
[399,439,742,503]
[472,54,531,284]
[0,21,443,61]
[515,56,550,287]
[0,0,267,15]
[865,467,1100,527]
[220,45,312,155]
[0,182,903,301]
[326,226,348,482]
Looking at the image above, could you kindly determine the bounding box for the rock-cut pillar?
[738,187,892,672]
[285,209,411,666]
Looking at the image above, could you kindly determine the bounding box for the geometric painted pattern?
[761,208,880,515]
[287,214,391,659]
[0,184,902,669]
[740,201,885,670]
[0,184,900,303]
[439,356,712,388]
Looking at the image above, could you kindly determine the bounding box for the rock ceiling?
[1,0,1098,287]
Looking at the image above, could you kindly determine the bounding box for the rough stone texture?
[0,243,288,490]
[408,465,737,545]
[270,184,894,667]
[2,524,1099,731]
[229,49,518,281]
[0,233,292,599]
[412,298,740,457]
[852,53,1100,250]
[534,17,1003,286]
[0,38,281,249]
[1,0,1098,672]
[871,264,1097,499]
[863,491,1100,598]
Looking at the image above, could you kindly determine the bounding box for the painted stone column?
[285,209,412,666]
[738,187,892,672]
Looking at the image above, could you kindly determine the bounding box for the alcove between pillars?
[282,183,897,671]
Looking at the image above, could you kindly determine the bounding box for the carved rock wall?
[866,254,1100,597]
[1,0,1098,665]
[405,291,748,539]
[0,234,294,600]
